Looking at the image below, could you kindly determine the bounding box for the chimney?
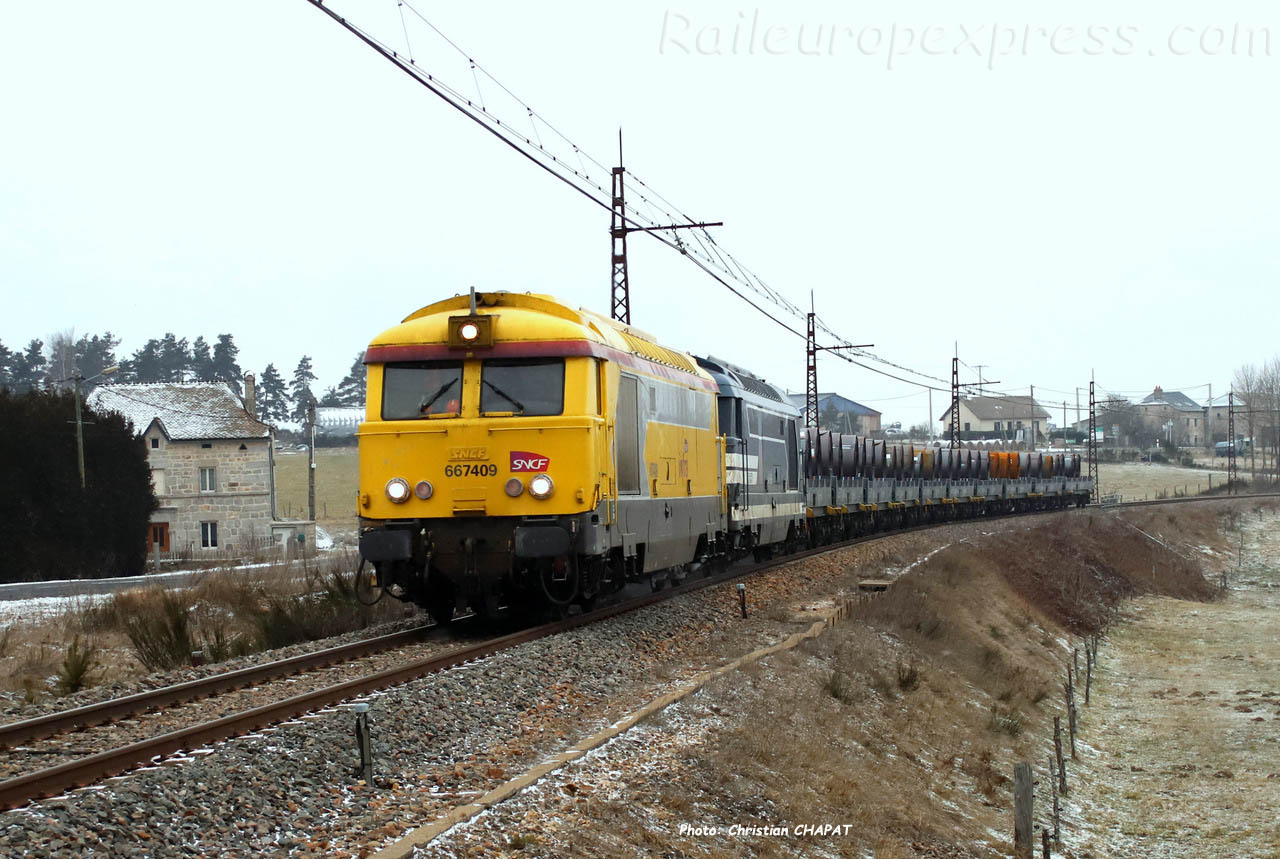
[244,373,257,418]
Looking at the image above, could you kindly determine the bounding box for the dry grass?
[0,553,414,703]
[272,447,359,531]
[1066,507,1280,856]
[1097,461,1230,501]
[544,503,1252,858]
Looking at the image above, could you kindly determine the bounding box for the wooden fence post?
[1054,716,1067,795]
[1069,702,1078,759]
[1085,645,1093,705]
[1014,762,1033,859]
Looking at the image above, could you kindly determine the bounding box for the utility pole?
[949,351,960,449]
[1030,384,1036,447]
[1088,375,1099,502]
[74,375,86,489]
[1076,387,1081,425]
[609,132,721,325]
[1207,383,1212,450]
[804,294,871,431]
[806,295,818,428]
[1228,391,1237,494]
[70,365,120,489]
[308,397,317,521]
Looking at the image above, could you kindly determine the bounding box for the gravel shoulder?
[0,521,992,858]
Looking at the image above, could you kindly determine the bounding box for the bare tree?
[44,329,77,391]
[1263,357,1280,479]
[1233,363,1261,482]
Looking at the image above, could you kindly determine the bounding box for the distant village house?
[88,375,312,561]
[938,395,1050,442]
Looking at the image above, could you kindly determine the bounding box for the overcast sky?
[3,1,1277,429]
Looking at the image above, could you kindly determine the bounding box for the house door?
[149,523,170,554]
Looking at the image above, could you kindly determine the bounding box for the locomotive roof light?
[528,473,554,499]
[414,480,434,500]
[386,478,411,504]
[447,314,494,348]
[505,477,524,497]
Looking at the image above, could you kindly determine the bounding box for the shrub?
[118,588,196,671]
[824,671,861,704]
[988,706,1025,737]
[896,660,920,692]
[56,635,98,695]
[0,389,157,582]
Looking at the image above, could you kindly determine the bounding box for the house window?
[151,469,166,495]
[994,421,1002,432]
[150,437,159,449]
[201,521,218,548]
[964,422,971,432]
[199,467,216,492]
[201,442,212,449]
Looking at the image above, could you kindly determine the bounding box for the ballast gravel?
[0,520,1026,857]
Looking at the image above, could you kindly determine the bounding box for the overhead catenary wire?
[305,0,979,400]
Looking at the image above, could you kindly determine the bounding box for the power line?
[304,1,968,401]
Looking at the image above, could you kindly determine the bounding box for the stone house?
[938,395,1050,441]
[88,376,285,560]
[1136,387,1206,447]
[785,392,882,434]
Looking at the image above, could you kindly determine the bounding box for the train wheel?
[428,585,455,627]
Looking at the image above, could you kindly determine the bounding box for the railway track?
[1,492,1273,811]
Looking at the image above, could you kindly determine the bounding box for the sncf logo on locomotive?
[510,451,551,472]
[449,447,488,461]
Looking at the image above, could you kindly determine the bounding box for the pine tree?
[258,363,290,424]
[290,356,317,424]
[334,351,367,407]
[318,386,343,407]
[74,332,121,388]
[11,339,47,393]
[0,339,12,390]
[126,339,163,383]
[158,333,190,382]
[190,336,216,381]
[212,334,243,395]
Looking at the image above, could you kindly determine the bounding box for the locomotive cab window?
[480,358,564,416]
[382,361,464,419]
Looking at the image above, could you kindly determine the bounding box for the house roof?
[785,392,882,417]
[87,382,270,440]
[940,395,1049,422]
[1139,387,1203,412]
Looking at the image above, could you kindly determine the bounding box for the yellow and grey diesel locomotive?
[356,290,726,621]
[357,290,1092,622]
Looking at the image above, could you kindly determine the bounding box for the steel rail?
[0,559,762,810]
[0,624,437,749]
[3,491,1275,809]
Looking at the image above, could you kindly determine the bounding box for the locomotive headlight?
[385,478,410,503]
[459,321,479,341]
[528,473,554,499]
[504,477,524,497]
[414,480,434,500]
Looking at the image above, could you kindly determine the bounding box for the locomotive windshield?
[481,358,564,416]
[382,361,464,419]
